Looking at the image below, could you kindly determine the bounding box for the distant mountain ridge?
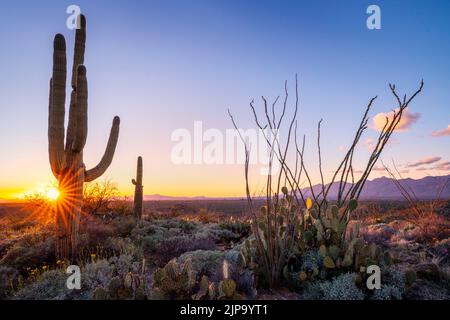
[300,174,450,200]
[143,175,450,201]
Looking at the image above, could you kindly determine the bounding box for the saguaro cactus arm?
[84,116,120,182]
[66,15,87,151]
[49,34,67,177]
[71,15,86,88]
[136,156,143,184]
[72,65,88,152]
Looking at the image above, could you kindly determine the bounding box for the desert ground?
[1,198,449,300]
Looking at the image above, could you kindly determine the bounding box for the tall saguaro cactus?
[132,156,143,219]
[48,15,120,260]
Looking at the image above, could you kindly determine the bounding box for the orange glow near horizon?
[0,172,448,202]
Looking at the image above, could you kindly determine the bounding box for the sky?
[0,0,449,199]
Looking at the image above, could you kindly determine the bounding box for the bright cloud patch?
[407,156,442,168]
[372,109,420,132]
[432,124,450,137]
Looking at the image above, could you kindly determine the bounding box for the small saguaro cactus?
[132,156,143,219]
[48,15,120,260]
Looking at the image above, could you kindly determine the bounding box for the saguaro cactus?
[48,15,120,260]
[132,156,143,219]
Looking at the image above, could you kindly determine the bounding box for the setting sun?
[45,187,60,201]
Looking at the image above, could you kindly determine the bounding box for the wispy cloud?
[430,161,450,171]
[407,156,441,168]
[432,124,450,137]
[372,109,420,132]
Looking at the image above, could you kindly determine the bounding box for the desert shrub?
[83,178,119,215]
[13,269,70,300]
[433,238,450,263]
[300,250,323,273]
[76,218,116,260]
[108,254,141,278]
[112,216,138,237]
[153,218,200,233]
[13,259,115,300]
[79,259,115,295]
[383,268,405,293]
[131,220,183,255]
[372,284,402,300]
[153,235,216,266]
[362,223,397,245]
[177,250,225,279]
[130,218,227,265]
[80,217,116,243]
[406,279,450,300]
[104,237,143,261]
[110,196,133,216]
[318,273,365,300]
[219,219,251,236]
[140,233,165,253]
[406,214,450,244]
[0,265,20,298]
[0,236,55,270]
[205,225,241,244]
[302,273,364,300]
[197,208,218,223]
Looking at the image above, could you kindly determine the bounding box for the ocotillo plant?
[132,156,143,219]
[229,75,423,288]
[48,15,120,260]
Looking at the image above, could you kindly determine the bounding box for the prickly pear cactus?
[153,258,195,299]
[221,279,237,298]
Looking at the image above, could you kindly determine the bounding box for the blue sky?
[0,0,449,198]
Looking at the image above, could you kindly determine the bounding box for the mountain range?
[143,174,450,201]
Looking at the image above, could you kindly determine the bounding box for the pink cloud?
[431,161,450,171]
[432,124,450,137]
[372,109,420,132]
[407,156,441,168]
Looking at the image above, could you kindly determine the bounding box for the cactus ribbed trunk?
[55,156,84,260]
[132,156,143,219]
[48,15,120,261]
